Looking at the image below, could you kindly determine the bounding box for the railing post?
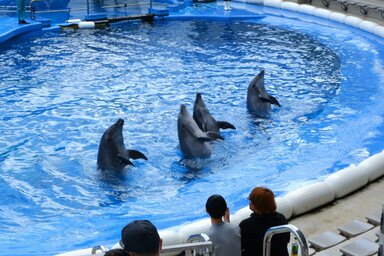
[86,0,90,15]
[379,205,384,256]
[263,224,309,256]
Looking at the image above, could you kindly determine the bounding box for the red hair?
[248,187,276,214]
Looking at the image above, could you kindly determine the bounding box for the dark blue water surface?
[1,4,384,255]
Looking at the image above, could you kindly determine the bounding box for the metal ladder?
[263,224,309,256]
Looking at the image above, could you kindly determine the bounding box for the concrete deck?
[290,176,383,254]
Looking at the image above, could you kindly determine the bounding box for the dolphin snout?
[116,118,124,127]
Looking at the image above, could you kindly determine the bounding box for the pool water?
[1,5,384,255]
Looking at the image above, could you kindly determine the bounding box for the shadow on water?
[171,157,213,184]
[246,111,277,140]
[95,168,136,207]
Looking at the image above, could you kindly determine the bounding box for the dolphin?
[178,104,224,159]
[193,93,236,133]
[247,70,281,116]
[97,118,147,171]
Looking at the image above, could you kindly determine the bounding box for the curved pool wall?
[1,1,384,255]
[137,0,384,248]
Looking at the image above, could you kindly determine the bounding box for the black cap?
[120,220,160,254]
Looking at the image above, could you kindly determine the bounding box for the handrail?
[161,233,213,256]
[263,224,309,256]
[29,0,46,18]
[29,0,152,21]
[161,241,213,255]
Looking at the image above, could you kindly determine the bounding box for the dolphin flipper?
[216,121,236,130]
[259,96,274,104]
[128,150,148,161]
[118,154,135,167]
[268,95,281,107]
[206,131,224,140]
[196,132,224,142]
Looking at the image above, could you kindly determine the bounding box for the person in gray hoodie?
[205,195,241,256]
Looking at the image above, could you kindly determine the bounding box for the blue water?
[1,4,384,255]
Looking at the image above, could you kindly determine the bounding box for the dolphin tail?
[216,121,236,130]
[118,154,135,167]
[127,150,148,160]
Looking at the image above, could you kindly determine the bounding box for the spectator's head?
[248,187,276,214]
[205,194,228,219]
[120,220,162,256]
[104,249,127,256]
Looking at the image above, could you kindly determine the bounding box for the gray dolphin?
[97,118,147,171]
[247,70,281,116]
[178,104,223,159]
[193,93,236,133]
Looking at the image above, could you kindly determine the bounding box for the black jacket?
[239,212,290,256]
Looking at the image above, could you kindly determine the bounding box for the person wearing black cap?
[205,195,241,256]
[120,220,162,256]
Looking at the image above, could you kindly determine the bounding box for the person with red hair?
[239,187,290,256]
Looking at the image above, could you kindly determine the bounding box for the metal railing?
[30,0,70,19]
[379,205,384,256]
[263,224,309,256]
[162,233,213,256]
[28,0,153,22]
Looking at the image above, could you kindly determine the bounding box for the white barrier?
[263,0,282,8]
[78,21,95,29]
[284,182,335,216]
[313,8,332,19]
[328,11,347,23]
[296,4,316,15]
[324,164,369,199]
[344,16,364,27]
[275,196,294,220]
[280,2,300,12]
[358,151,384,182]
[178,218,211,243]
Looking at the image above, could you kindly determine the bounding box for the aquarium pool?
[0,3,384,255]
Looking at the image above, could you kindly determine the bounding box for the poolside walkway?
[290,176,383,255]
[0,17,41,44]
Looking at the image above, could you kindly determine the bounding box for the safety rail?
[162,233,213,256]
[263,224,309,256]
[28,0,153,22]
[29,0,70,19]
[162,241,213,256]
